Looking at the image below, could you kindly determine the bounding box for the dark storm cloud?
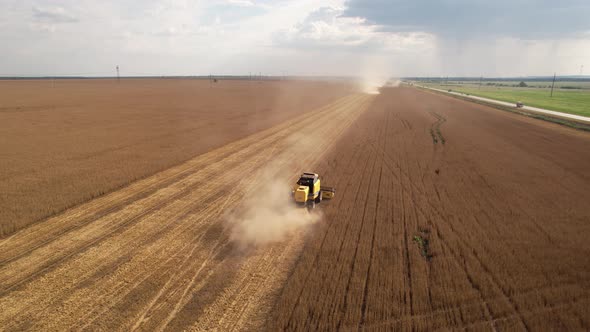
[342,0,590,39]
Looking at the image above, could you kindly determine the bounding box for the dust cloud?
[356,57,396,94]
[384,79,401,87]
[225,132,324,249]
[359,77,401,94]
[359,73,390,94]
[225,179,322,249]
[224,73,372,249]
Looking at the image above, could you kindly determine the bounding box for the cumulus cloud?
[0,0,588,77]
[275,6,434,53]
[153,24,213,37]
[227,0,256,7]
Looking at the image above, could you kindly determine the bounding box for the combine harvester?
[292,172,335,209]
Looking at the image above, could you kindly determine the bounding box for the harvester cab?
[293,172,335,208]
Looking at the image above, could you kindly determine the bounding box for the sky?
[1,0,589,77]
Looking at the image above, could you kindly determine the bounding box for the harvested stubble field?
[0,78,355,236]
[0,82,588,331]
[0,84,374,330]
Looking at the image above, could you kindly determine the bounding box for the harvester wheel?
[315,192,323,204]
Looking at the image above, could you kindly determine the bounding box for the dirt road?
[0,94,373,331]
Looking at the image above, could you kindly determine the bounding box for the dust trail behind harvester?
[224,94,374,250]
[357,56,396,94]
[224,130,327,249]
[225,177,322,249]
[359,75,389,94]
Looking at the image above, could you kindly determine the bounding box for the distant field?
[0,78,355,237]
[449,81,590,89]
[421,83,590,117]
[1,87,588,330]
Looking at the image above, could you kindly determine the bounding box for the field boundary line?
[413,85,590,132]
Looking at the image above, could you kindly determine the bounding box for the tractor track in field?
[0,94,352,272]
[269,87,590,331]
[0,139,278,296]
[0,96,355,268]
[363,114,524,328]
[428,111,446,145]
[281,141,368,330]
[0,93,375,331]
[346,102,530,330]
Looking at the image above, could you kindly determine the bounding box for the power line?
[550,72,556,97]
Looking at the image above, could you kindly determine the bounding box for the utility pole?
[550,72,556,97]
[581,65,584,76]
[478,76,483,89]
[116,65,120,82]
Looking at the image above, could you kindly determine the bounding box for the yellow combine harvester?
[292,172,335,208]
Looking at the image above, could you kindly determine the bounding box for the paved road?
[420,85,590,123]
